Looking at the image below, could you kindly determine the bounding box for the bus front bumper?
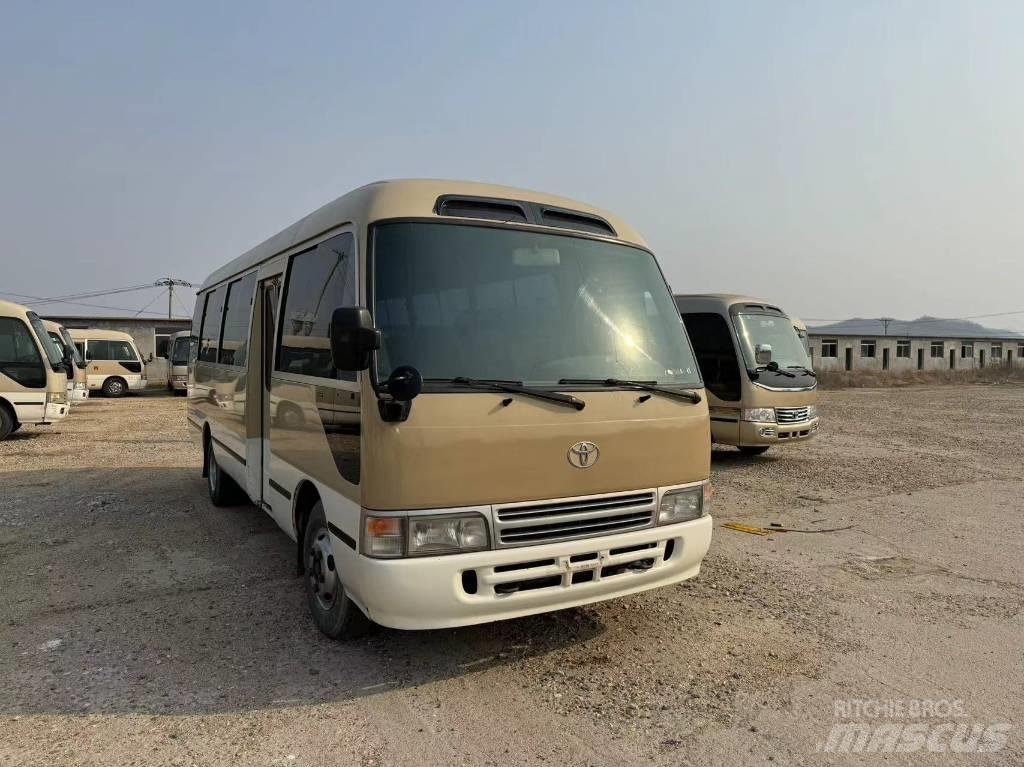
[740,417,819,446]
[169,376,188,391]
[341,515,713,630]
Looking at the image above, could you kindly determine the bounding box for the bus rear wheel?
[205,438,242,506]
[0,406,14,440]
[739,445,771,456]
[303,502,371,640]
[102,377,127,398]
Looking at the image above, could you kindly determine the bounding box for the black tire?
[303,502,372,640]
[739,445,771,456]
[0,406,14,440]
[205,438,242,507]
[102,377,128,398]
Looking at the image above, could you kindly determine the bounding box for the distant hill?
[808,316,1024,339]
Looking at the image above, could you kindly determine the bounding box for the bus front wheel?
[0,406,14,440]
[302,502,372,640]
[206,439,242,506]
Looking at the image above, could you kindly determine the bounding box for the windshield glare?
[734,313,811,370]
[372,223,701,387]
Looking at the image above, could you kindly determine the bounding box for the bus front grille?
[776,406,811,424]
[493,490,657,548]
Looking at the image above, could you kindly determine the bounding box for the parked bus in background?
[0,299,70,440]
[190,179,712,639]
[167,330,193,395]
[675,294,818,456]
[43,319,89,404]
[68,329,147,398]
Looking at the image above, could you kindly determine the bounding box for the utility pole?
[154,278,196,319]
[878,317,895,336]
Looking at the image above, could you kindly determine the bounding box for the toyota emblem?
[567,441,600,468]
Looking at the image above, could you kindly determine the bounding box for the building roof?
[199,178,647,291]
[808,317,1024,340]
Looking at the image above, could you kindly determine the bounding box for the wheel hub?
[307,527,339,610]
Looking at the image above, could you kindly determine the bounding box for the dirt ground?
[1,386,1021,765]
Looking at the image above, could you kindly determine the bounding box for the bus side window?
[0,317,47,388]
[682,313,742,401]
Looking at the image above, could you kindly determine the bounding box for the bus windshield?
[372,222,701,387]
[734,313,811,370]
[27,312,64,367]
[59,327,84,366]
[171,336,192,365]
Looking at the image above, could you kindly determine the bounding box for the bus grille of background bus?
[775,406,811,424]
[493,491,656,547]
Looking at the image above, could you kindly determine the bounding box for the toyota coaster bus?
[167,330,193,394]
[675,294,818,455]
[69,329,148,397]
[43,319,89,404]
[0,299,70,439]
[190,179,712,638]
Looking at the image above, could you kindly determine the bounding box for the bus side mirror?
[755,343,772,366]
[330,307,380,372]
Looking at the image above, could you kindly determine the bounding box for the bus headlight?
[48,391,68,405]
[741,407,776,423]
[362,512,490,557]
[658,484,709,524]
[408,514,489,556]
[807,405,818,419]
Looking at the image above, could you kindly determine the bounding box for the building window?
[961,342,974,358]
[930,341,944,358]
[896,340,910,358]
[860,340,876,358]
[991,342,1002,359]
[820,339,838,358]
[1018,343,1024,358]
[155,334,170,359]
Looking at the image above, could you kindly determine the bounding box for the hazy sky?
[2,1,1022,330]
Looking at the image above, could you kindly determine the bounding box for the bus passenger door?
[256,273,291,532]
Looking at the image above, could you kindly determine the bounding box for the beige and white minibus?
[675,294,818,455]
[68,329,147,397]
[43,319,89,404]
[167,330,193,394]
[190,179,712,639]
[0,299,70,439]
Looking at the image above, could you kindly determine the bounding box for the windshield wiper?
[786,365,817,378]
[557,378,701,404]
[751,366,796,378]
[429,377,586,411]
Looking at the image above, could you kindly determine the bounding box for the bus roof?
[67,328,138,343]
[199,179,647,291]
[674,294,789,316]
[0,299,33,318]
[41,319,66,332]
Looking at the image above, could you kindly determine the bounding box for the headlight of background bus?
[658,483,710,524]
[362,513,489,558]
[48,391,67,405]
[741,407,776,423]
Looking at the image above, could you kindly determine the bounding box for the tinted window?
[199,286,226,363]
[87,339,137,361]
[171,336,193,365]
[277,233,356,381]
[219,272,257,366]
[681,313,741,401]
[0,317,46,387]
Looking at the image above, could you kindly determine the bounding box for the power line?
[134,288,167,317]
[805,309,1024,330]
[21,284,156,305]
[0,290,183,316]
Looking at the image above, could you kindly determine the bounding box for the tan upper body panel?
[68,328,138,343]
[199,179,647,293]
[674,294,788,316]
